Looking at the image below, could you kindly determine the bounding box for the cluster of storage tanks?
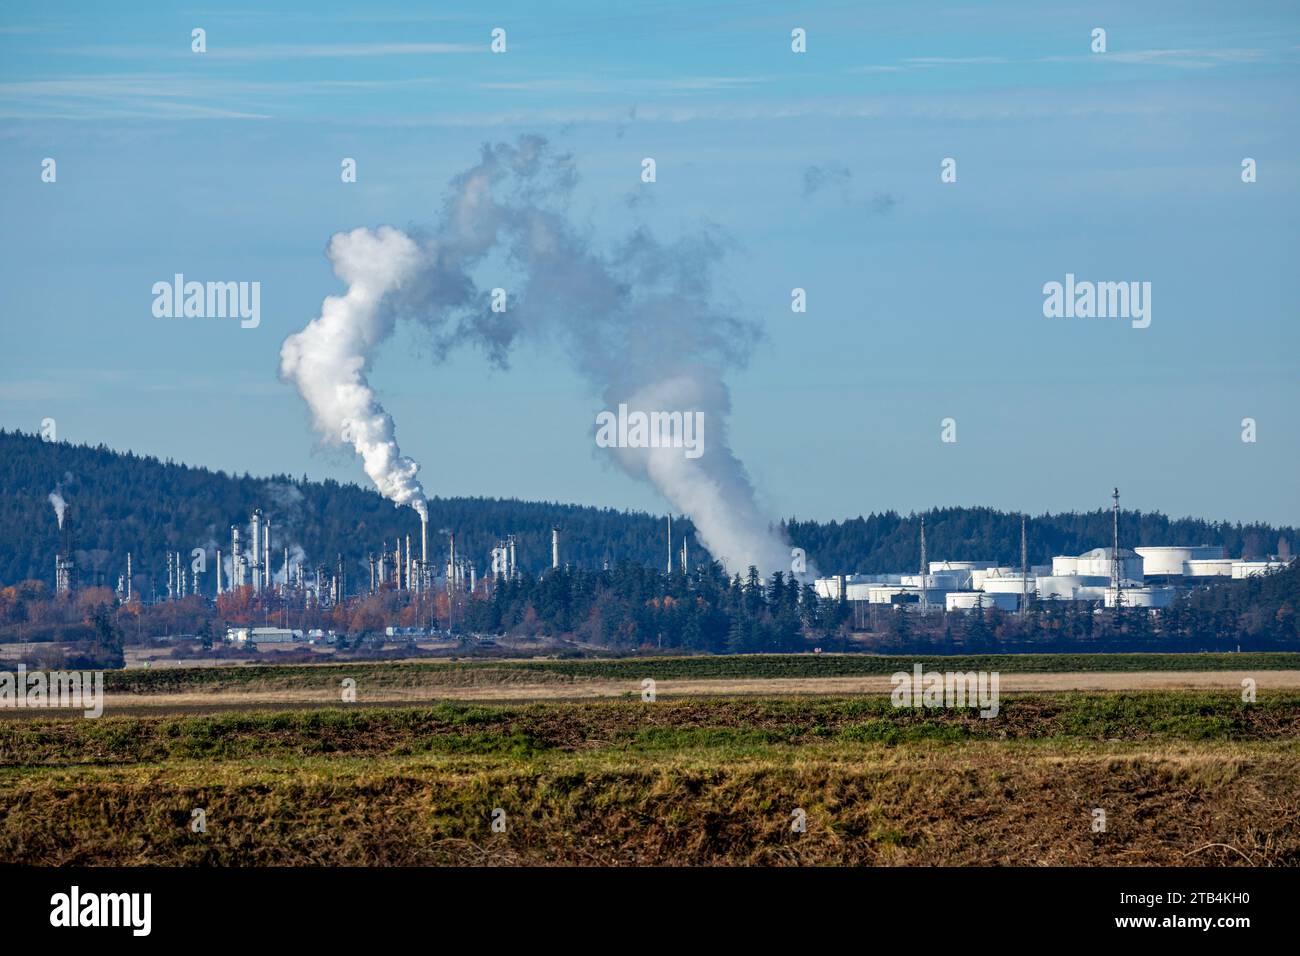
[815,546,1291,614]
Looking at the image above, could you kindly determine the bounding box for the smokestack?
[448,531,457,591]
[126,552,133,602]
[264,518,272,595]
[231,526,242,587]
[379,542,386,588]
[1020,514,1028,616]
[681,534,688,574]
[919,516,929,615]
[216,549,223,595]
[469,561,476,592]
[250,509,262,594]
[509,535,517,579]
[406,534,413,591]
[667,515,673,574]
[551,526,559,570]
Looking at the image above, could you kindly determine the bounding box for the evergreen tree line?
[458,558,1299,653]
[2,431,1294,598]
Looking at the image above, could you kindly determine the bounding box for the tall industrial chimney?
[666,515,672,574]
[250,509,262,594]
[1110,487,1123,602]
[263,518,272,594]
[215,549,223,595]
[919,516,929,614]
[405,534,413,591]
[551,526,560,570]
[231,527,237,587]
[1020,514,1028,616]
[448,531,457,591]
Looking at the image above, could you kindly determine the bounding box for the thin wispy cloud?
[61,41,483,60]
[478,75,769,94]
[1048,47,1273,68]
[0,74,274,119]
[852,45,1286,74]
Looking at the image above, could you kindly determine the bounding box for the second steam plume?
[281,136,797,577]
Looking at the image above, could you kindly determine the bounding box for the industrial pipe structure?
[250,509,262,594]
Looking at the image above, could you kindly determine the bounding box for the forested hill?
[1,429,1294,590]
[0,430,685,589]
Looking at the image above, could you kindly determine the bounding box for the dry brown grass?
[1,693,1297,866]
[1,746,1295,866]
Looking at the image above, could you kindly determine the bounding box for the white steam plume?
[280,226,429,521]
[283,138,799,576]
[406,137,795,576]
[48,488,67,529]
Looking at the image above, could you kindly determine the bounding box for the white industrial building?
[814,541,1290,617]
[1232,560,1290,578]
[1135,545,1225,576]
[946,591,1019,613]
[225,626,302,645]
[1038,579,1108,602]
[1103,586,1178,609]
[1052,547,1144,583]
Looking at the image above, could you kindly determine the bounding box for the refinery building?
[814,490,1291,615]
[816,544,1290,613]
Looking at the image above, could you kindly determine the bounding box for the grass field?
[100,652,1300,696]
[2,691,1297,866]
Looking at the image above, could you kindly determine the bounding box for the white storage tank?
[1035,574,1109,599]
[946,591,1019,613]
[1136,545,1226,576]
[868,585,910,604]
[1051,555,1079,576]
[815,574,901,600]
[970,567,1015,590]
[902,573,961,590]
[844,581,877,601]
[981,573,1035,594]
[1187,558,1233,577]
[1104,587,1177,609]
[929,561,995,589]
[1052,548,1143,583]
[1232,560,1290,579]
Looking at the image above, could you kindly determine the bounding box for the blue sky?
[1,0,1297,526]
